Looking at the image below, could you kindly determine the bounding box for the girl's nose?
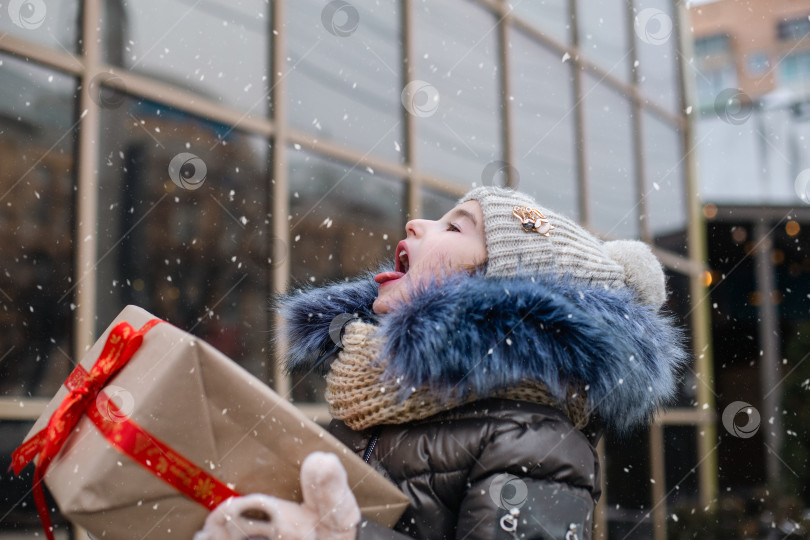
[405,218,429,238]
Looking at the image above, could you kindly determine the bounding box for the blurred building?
[0,1,711,538]
[690,0,810,535]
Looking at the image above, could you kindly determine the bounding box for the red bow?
[11,319,162,540]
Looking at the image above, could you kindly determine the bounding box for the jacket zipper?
[362,427,382,462]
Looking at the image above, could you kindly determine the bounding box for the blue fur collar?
[274,272,688,435]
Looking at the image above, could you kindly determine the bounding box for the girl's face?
[373,200,487,315]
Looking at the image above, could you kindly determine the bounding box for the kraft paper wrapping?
[23,305,409,539]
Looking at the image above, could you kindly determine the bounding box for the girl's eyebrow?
[447,208,478,227]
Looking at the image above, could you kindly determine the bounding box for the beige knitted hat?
[460,186,667,309]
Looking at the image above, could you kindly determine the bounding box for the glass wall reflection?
[604,424,652,537]
[420,187,459,220]
[513,0,571,45]
[0,421,71,537]
[101,0,271,115]
[413,0,501,184]
[0,0,79,54]
[583,73,638,238]
[286,0,404,162]
[663,269,696,409]
[95,92,271,380]
[633,0,680,113]
[510,28,578,218]
[0,55,76,398]
[643,111,688,254]
[576,0,631,82]
[287,147,404,402]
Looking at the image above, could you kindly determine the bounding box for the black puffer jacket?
[276,271,687,539]
[330,399,601,539]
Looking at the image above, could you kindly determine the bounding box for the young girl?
[195,186,687,539]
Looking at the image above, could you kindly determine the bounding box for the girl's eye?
[446,223,460,232]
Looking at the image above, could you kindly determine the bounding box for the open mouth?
[395,241,410,274]
[373,242,409,285]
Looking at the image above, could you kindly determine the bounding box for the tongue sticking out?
[374,271,405,284]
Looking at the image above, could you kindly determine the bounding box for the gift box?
[13,305,409,540]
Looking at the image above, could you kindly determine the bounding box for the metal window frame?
[0,1,712,538]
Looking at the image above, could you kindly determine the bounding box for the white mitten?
[194,451,361,540]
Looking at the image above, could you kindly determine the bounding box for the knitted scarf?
[324,321,590,431]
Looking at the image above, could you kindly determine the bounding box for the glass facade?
[0,55,77,400]
[510,27,579,217]
[94,94,272,377]
[413,0,502,184]
[0,1,707,537]
[100,0,272,114]
[698,209,810,537]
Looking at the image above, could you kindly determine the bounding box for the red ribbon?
[11,318,240,539]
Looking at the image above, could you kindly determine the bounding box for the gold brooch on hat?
[512,206,554,236]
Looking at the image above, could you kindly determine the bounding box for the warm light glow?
[732,226,748,243]
[786,220,800,237]
[703,204,718,219]
[702,270,713,287]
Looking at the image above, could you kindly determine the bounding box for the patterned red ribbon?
[11,319,240,540]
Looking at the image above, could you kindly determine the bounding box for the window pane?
[420,187,459,220]
[583,73,638,238]
[0,421,72,537]
[413,0,501,184]
[633,0,680,113]
[605,424,652,537]
[101,1,271,115]
[777,16,810,41]
[95,93,271,380]
[576,0,631,83]
[663,270,696,409]
[643,111,687,254]
[706,221,767,496]
[512,0,571,45]
[287,148,405,403]
[774,221,810,501]
[694,113,759,203]
[0,55,76,398]
[779,50,810,96]
[286,0,404,162]
[288,148,405,282]
[510,28,578,218]
[693,34,736,110]
[0,0,79,53]
[664,426,699,505]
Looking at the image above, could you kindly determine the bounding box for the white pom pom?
[604,240,666,308]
